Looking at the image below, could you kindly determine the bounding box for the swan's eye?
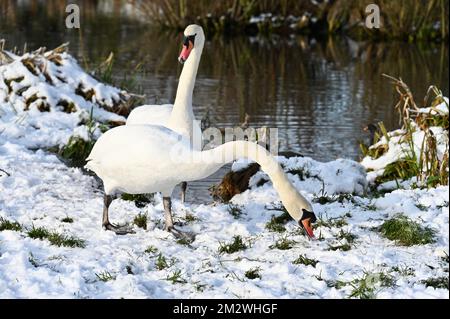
[183,34,196,47]
[301,209,317,223]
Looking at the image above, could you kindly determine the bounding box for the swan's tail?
[84,158,97,172]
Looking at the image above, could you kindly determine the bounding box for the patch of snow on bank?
[232,156,367,196]
[0,47,127,149]
[361,98,449,183]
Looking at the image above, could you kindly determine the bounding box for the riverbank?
[1,0,449,42]
[126,0,449,41]
[0,47,448,298]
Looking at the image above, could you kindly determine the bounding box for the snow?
[1,141,448,298]
[0,47,127,149]
[233,156,368,195]
[416,97,449,115]
[249,13,302,27]
[0,50,448,299]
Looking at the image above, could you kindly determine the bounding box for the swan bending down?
[126,24,204,203]
[85,125,317,238]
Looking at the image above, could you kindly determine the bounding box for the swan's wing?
[85,125,190,194]
[126,104,173,126]
[127,104,203,151]
[87,124,183,164]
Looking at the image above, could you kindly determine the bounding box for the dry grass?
[361,76,448,188]
[2,1,447,39]
[131,0,448,40]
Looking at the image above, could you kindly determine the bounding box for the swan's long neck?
[199,141,290,190]
[167,41,204,136]
[187,141,311,220]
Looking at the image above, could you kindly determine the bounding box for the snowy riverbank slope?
[0,49,448,298]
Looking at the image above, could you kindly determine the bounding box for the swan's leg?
[102,194,113,226]
[102,194,135,235]
[163,196,195,241]
[163,196,175,231]
[180,182,187,203]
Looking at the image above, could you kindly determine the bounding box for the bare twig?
[0,39,15,65]
[0,168,11,177]
[382,74,419,126]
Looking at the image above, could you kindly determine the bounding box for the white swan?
[126,24,204,203]
[85,125,317,238]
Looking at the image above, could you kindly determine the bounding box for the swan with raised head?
[126,24,204,203]
[85,125,317,238]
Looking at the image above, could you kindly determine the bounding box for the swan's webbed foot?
[165,225,196,242]
[103,222,135,235]
[163,196,195,242]
[102,194,135,235]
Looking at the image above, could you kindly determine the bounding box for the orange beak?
[300,218,316,240]
[178,41,193,64]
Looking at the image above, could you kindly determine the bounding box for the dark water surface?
[1,1,449,202]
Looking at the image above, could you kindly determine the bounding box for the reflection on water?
[1,1,449,202]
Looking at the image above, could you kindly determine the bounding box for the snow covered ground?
[0,49,448,299]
